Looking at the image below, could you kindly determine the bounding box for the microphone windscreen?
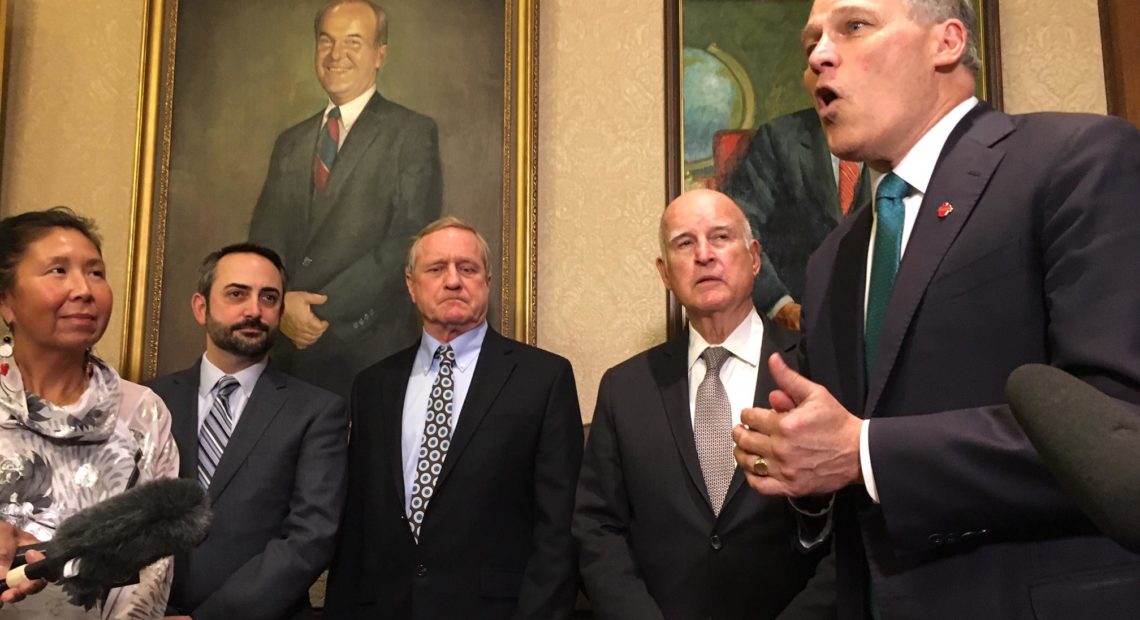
[32,478,211,607]
[1006,364,1140,552]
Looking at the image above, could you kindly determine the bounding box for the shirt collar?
[324,85,377,133]
[416,321,489,374]
[686,308,764,372]
[871,96,978,196]
[199,354,268,398]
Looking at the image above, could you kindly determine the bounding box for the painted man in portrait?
[249,0,442,396]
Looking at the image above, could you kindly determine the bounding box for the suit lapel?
[307,93,387,242]
[832,206,873,414]
[721,318,798,511]
[435,329,515,491]
[649,333,713,511]
[384,346,417,503]
[169,365,203,482]
[208,366,288,502]
[865,106,1013,415]
[800,114,842,223]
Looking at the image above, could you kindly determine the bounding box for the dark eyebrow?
[223,283,253,292]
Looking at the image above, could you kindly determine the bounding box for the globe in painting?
[682,44,755,179]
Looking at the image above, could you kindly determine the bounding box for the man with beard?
[148,243,348,619]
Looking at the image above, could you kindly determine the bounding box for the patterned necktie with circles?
[694,346,735,515]
[408,344,456,541]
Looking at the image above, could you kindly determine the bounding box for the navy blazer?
[802,105,1140,619]
[325,328,583,620]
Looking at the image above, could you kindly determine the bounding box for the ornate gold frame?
[119,0,540,381]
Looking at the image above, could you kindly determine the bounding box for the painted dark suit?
[148,363,348,620]
[249,92,442,396]
[801,105,1140,619]
[723,108,870,314]
[574,319,834,620]
[324,328,583,620]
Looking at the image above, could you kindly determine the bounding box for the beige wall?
[0,0,1109,419]
[0,0,146,370]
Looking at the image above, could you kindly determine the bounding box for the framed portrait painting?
[664,0,1003,333]
[120,0,538,395]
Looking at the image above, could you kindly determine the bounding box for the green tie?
[865,172,909,374]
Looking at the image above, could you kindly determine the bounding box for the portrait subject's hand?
[0,522,47,606]
[773,302,802,331]
[282,291,330,349]
[732,353,862,497]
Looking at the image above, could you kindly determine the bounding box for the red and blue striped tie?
[312,106,341,193]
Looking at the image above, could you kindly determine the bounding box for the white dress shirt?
[321,85,377,147]
[687,309,766,426]
[401,321,487,515]
[196,354,269,432]
[859,97,979,503]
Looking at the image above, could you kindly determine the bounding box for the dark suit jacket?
[724,108,870,314]
[324,327,583,620]
[801,105,1140,619]
[249,92,443,396]
[148,362,348,620]
[574,318,833,620]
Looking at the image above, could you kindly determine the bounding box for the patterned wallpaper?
[536,0,667,421]
[0,0,146,371]
[0,0,1111,420]
[1000,0,1106,114]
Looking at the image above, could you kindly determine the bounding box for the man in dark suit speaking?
[732,0,1140,618]
[250,0,442,396]
[325,217,582,619]
[574,189,832,620]
[149,243,347,619]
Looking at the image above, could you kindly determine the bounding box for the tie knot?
[214,375,239,397]
[876,172,909,202]
[701,346,731,373]
[435,344,455,367]
[327,106,341,120]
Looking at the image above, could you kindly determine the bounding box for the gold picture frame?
[120,0,539,383]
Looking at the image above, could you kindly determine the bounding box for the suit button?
[928,534,945,546]
[709,535,722,550]
[302,257,313,267]
[944,533,958,545]
[415,564,427,577]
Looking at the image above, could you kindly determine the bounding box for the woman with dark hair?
[0,207,177,618]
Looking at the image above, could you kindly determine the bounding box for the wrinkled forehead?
[662,199,745,240]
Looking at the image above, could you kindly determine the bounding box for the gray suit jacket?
[148,362,348,620]
[249,92,443,396]
[723,108,870,314]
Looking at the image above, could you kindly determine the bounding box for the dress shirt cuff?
[860,419,880,504]
[767,295,795,318]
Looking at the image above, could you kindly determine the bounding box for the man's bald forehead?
[660,190,751,245]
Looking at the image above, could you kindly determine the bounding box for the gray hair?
[405,216,493,276]
[907,0,980,74]
[314,0,389,47]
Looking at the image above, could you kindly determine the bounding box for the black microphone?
[1005,364,1140,553]
[3,478,212,608]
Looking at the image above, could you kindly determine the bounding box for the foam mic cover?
[1006,364,1140,552]
[3,478,212,608]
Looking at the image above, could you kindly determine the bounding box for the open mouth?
[815,86,840,110]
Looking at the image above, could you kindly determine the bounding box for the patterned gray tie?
[694,346,735,515]
[198,375,240,490]
[408,344,456,541]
